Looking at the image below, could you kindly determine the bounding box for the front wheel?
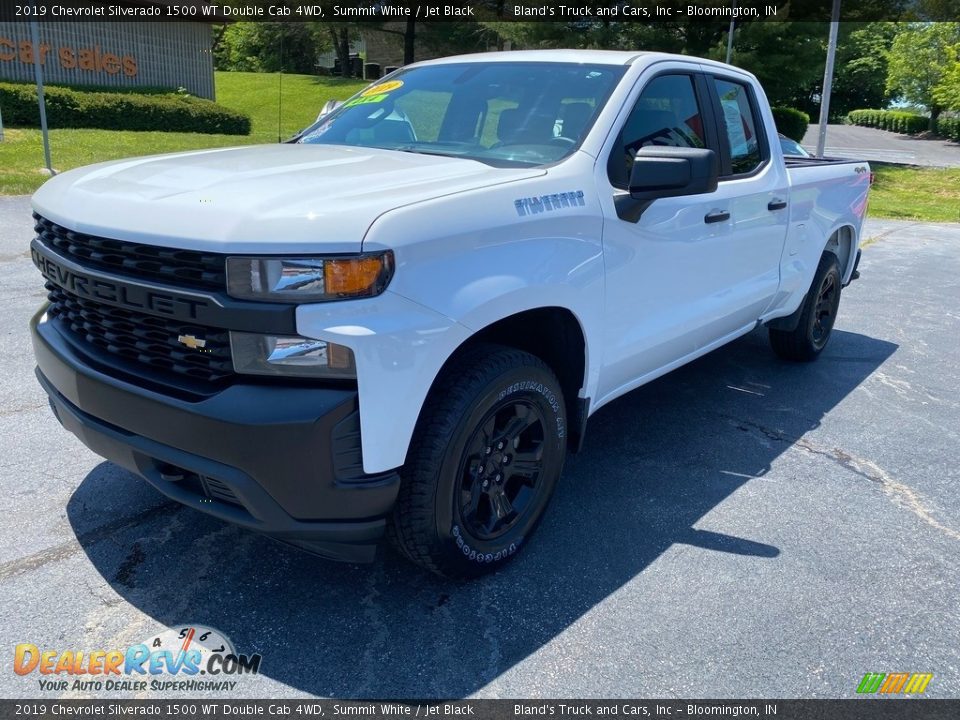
[769,252,842,362]
[388,344,567,578]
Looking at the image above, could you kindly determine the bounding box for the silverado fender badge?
[515,190,586,216]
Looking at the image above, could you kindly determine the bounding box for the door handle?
[767,199,788,211]
[704,210,730,224]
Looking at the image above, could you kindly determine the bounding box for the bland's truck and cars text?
[28,50,869,577]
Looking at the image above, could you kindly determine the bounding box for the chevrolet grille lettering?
[31,246,208,320]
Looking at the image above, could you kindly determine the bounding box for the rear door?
[595,64,788,404]
[701,70,790,324]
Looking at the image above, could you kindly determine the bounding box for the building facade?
[0,21,215,99]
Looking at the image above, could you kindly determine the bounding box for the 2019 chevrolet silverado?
[29,51,869,577]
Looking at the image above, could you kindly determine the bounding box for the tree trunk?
[403,19,416,65]
[339,27,352,78]
[328,26,352,78]
[930,106,941,132]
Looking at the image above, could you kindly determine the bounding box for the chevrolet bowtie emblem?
[177,334,207,350]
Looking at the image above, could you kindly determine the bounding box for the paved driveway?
[1,196,958,699]
[802,123,960,167]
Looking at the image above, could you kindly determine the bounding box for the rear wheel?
[769,252,842,361]
[388,344,567,578]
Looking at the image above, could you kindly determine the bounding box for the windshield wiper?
[392,145,460,159]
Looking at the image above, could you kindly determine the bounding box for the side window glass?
[609,74,706,188]
[714,78,763,175]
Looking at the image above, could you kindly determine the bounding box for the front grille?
[46,283,234,383]
[34,213,226,291]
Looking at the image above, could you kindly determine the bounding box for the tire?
[769,252,842,362]
[387,343,567,578]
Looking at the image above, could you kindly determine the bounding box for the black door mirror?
[628,146,719,201]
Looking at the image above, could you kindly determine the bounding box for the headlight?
[230,332,357,378]
[226,252,394,303]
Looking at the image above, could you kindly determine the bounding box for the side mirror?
[628,146,719,201]
[316,99,344,121]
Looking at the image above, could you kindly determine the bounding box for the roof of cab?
[410,49,660,67]
[408,49,754,81]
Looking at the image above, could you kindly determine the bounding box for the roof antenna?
[277,27,284,143]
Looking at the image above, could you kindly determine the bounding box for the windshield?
[297,62,627,166]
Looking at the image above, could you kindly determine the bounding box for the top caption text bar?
[2,0,959,23]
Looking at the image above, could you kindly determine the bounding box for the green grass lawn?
[0,72,367,195]
[215,71,367,142]
[867,164,960,223]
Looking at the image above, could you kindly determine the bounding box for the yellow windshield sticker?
[360,80,404,97]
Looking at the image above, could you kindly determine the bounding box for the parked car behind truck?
[29,50,869,578]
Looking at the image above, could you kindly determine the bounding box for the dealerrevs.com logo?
[14,625,261,693]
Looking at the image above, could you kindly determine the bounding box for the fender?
[762,220,861,326]
[297,160,608,473]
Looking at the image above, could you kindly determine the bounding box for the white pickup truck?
[30,50,870,577]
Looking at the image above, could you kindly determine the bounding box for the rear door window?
[713,78,765,176]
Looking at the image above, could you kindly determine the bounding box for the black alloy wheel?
[456,399,549,541]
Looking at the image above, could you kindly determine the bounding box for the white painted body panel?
[32,144,545,254]
[31,50,869,474]
[761,161,870,323]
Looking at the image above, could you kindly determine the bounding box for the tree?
[326,24,354,78]
[705,22,829,114]
[829,23,900,118]
[886,22,960,128]
[368,19,418,65]
[931,40,960,112]
[214,22,326,74]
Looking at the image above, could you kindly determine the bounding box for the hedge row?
[847,109,928,135]
[935,116,960,142]
[0,83,250,135]
[771,107,809,142]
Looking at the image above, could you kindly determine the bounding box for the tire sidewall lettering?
[453,524,520,564]
[496,380,565,439]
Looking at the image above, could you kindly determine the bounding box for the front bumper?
[31,306,400,563]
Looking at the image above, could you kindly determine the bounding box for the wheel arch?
[417,306,590,455]
[823,223,858,283]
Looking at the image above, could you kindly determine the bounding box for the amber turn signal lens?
[324,254,392,298]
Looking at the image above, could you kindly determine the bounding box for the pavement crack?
[800,444,960,543]
[356,564,389,697]
[729,417,960,543]
[480,585,502,686]
[0,501,180,581]
[0,402,47,418]
[861,222,924,248]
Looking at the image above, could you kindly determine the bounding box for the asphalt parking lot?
[803,124,960,167]
[1,195,958,700]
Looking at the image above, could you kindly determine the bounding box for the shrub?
[847,109,928,135]
[936,116,960,142]
[0,82,250,135]
[771,107,809,142]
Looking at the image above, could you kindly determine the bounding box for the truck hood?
[32,144,546,254]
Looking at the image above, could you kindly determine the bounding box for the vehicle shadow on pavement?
[67,327,896,698]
